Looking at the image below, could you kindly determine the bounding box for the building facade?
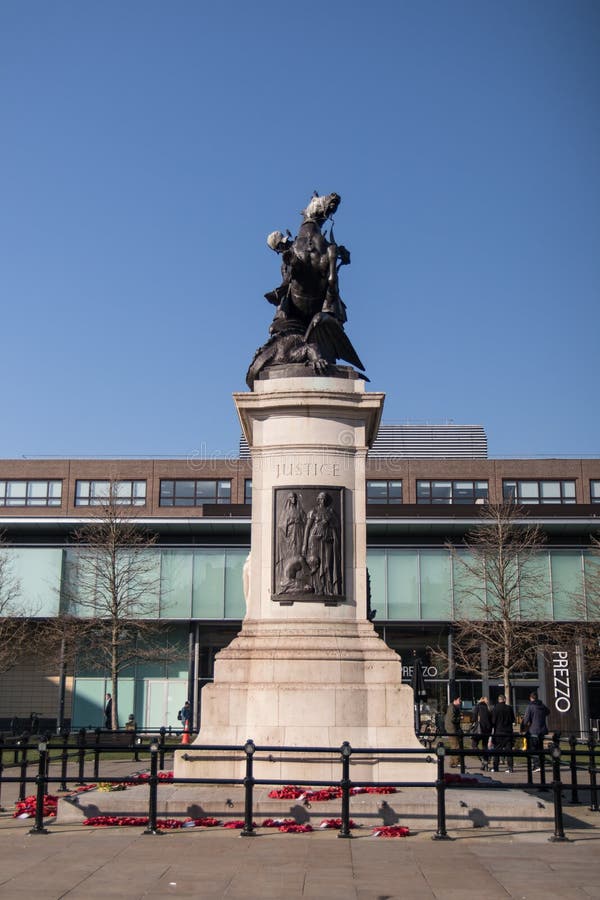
[1,424,599,734]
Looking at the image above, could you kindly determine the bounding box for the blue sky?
[1,1,599,459]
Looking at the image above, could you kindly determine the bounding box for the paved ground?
[1,753,600,899]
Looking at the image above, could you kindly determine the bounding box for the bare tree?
[442,502,551,699]
[0,531,28,675]
[568,534,600,677]
[62,487,174,728]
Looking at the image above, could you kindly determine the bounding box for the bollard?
[143,739,163,835]
[241,740,256,837]
[568,735,579,804]
[18,734,29,802]
[338,741,353,839]
[589,734,599,813]
[159,727,166,770]
[549,745,568,842]
[29,740,49,835]
[93,727,102,781]
[433,742,451,840]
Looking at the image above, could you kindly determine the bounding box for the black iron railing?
[1,733,598,841]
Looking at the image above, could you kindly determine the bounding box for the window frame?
[416,479,489,505]
[159,479,232,507]
[0,479,62,507]
[502,479,577,505]
[74,480,147,507]
[366,479,403,505]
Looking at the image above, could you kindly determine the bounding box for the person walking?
[521,691,550,772]
[104,693,113,729]
[178,700,192,726]
[471,696,493,770]
[444,696,463,768]
[491,694,516,773]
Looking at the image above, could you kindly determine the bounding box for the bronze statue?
[246,192,365,387]
[303,492,342,596]
[273,487,344,601]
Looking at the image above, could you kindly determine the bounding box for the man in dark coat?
[444,696,463,768]
[104,693,113,729]
[491,694,516,773]
[521,691,550,771]
[471,696,493,770]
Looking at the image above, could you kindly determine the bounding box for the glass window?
[419,550,452,619]
[159,480,232,507]
[387,550,419,618]
[366,550,386,617]
[244,479,252,504]
[431,481,452,503]
[75,480,146,506]
[366,480,402,504]
[160,550,193,617]
[0,479,62,507]
[502,480,576,505]
[416,480,488,504]
[591,481,600,503]
[192,551,225,617]
[551,551,583,619]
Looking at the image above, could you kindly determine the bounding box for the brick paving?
[1,751,600,899]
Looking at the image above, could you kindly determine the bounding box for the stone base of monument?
[56,781,556,833]
[174,619,433,784]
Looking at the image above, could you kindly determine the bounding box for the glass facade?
[62,546,246,619]
[367,547,593,621]
[4,544,595,625]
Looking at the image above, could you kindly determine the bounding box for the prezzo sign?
[552,651,572,713]
[402,664,438,679]
[543,646,580,732]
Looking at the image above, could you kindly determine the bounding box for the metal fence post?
[241,740,256,837]
[433,742,451,840]
[29,739,49,835]
[159,726,166,770]
[568,734,579,804]
[143,739,162,835]
[525,733,533,785]
[549,745,568,842]
[0,736,4,812]
[458,731,465,775]
[59,728,69,792]
[338,741,353,839]
[589,734,599,813]
[93,727,102,781]
[76,728,86,785]
[18,734,29,802]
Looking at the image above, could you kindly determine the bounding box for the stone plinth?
[175,370,432,783]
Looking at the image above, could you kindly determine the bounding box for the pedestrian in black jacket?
[470,696,492,770]
[491,694,516,773]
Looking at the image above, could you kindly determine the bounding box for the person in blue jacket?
[521,691,550,771]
